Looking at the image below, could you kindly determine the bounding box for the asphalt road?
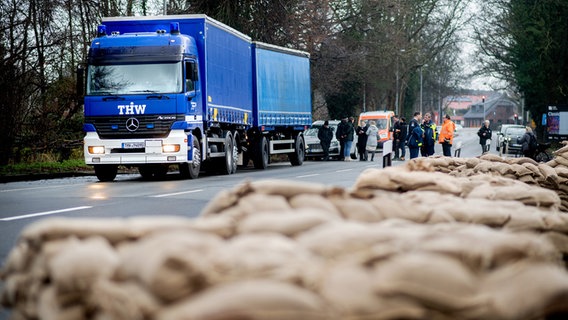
[0,127,490,318]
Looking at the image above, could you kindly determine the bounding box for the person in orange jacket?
[438,114,456,157]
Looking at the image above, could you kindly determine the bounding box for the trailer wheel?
[253,136,269,169]
[94,165,118,182]
[180,137,201,179]
[231,131,239,174]
[289,134,305,166]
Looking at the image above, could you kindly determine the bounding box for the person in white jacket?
[366,121,379,161]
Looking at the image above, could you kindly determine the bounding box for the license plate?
[122,142,145,149]
[310,148,323,152]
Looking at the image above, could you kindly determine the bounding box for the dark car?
[499,126,525,155]
[496,124,525,151]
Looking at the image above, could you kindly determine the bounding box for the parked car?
[496,124,525,151]
[499,126,526,156]
[304,120,341,160]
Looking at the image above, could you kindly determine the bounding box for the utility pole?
[419,64,428,116]
[395,49,405,116]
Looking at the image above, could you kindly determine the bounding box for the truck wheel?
[289,134,305,166]
[221,131,235,175]
[253,136,269,169]
[94,165,118,182]
[180,137,201,179]
[231,131,239,174]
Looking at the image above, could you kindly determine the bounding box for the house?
[462,94,519,129]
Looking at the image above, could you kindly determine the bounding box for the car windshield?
[505,128,525,136]
[361,118,388,129]
[305,124,336,137]
[500,125,523,133]
[305,126,322,136]
[87,62,183,95]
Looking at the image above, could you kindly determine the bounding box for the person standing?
[397,116,408,160]
[318,120,334,161]
[366,120,379,161]
[392,115,401,160]
[518,126,537,159]
[406,112,423,159]
[356,120,370,161]
[336,117,348,161]
[477,120,492,154]
[420,113,436,157]
[343,117,355,161]
[438,114,456,157]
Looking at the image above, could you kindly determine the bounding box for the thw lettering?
[118,102,146,115]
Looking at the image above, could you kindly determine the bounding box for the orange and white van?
[357,111,396,147]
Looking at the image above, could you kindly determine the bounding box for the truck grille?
[85,115,183,139]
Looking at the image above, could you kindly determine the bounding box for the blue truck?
[81,15,312,181]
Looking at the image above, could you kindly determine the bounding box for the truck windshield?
[87,62,182,95]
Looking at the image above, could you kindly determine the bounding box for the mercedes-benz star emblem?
[126,118,140,132]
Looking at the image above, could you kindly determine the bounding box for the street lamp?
[419,64,428,116]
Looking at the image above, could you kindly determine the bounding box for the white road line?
[296,173,320,178]
[335,169,353,172]
[0,184,75,193]
[151,189,203,198]
[1,206,93,222]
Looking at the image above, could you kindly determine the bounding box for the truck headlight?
[88,146,105,154]
[163,144,180,153]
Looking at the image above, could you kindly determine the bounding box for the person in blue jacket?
[406,112,423,159]
[420,112,436,157]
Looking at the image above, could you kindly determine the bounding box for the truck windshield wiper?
[102,96,126,101]
[131,90,159,93]
[147,94,170,100]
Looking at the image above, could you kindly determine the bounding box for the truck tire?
[94,165,118,182]
[253,136,269,169]
[289,134,305,166]
[221,131,235,175]
[231,131,239,174]
[179,137,201,179]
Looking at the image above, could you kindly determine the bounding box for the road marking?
[296,173,320,178]
[0,184,75,193]
[335,169,353,172]
[1,206,92,222]
[151,189,203,198]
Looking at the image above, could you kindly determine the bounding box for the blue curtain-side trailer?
[81,14,310,181]
[249,42,312,169]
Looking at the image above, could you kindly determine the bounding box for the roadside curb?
[0,172,95,183]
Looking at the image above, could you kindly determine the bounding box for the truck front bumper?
[84,130,190,165]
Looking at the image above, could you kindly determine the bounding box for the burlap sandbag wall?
[2,142,568,319]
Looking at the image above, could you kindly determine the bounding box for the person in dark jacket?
[336,118,348,161]
[477,120,492,154]
[397,116,408,160]
[342,117,355,161]
[406,112,423,159]
[356,120,370,161]
[517,126,537,159]
[420,113,436,157]
[318,120,334,161]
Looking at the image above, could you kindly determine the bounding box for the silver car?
[304,120,341,160]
